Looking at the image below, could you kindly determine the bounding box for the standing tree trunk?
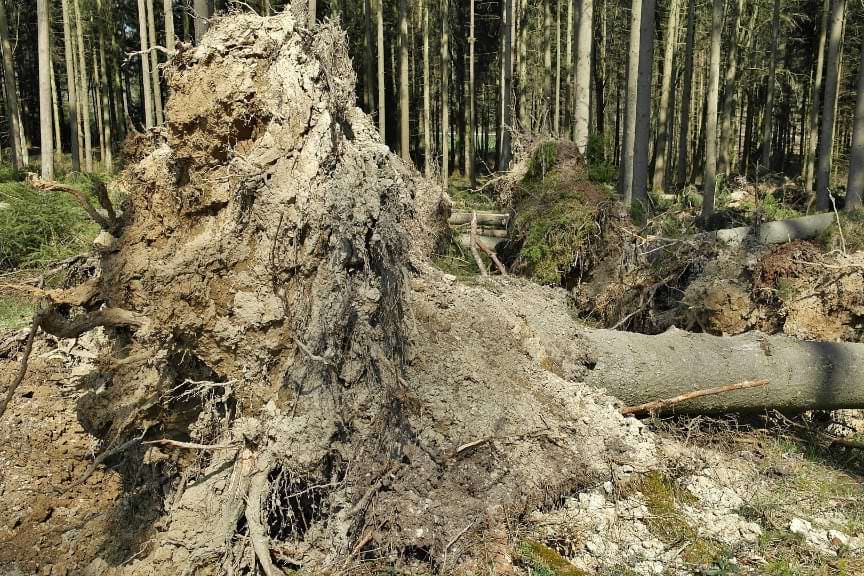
[137,0,154,129]
[554,0,561,136]
[164,0,175,51]
[96,0,112,171]
[845,42,864,210]
[676,0,696,190]
[717,0,743,175]
[618,0,643,204]
[398,0,410,161]
[74,0,93,171]
[147,0,164,126]
[651,0,680,192]
[467,0,476,186]
[38,0,54,179]
[377,0,386,141]
[193,0,209,42]
[363,0,375,112]
[565,0,574,136]
[308,0,316,26]
[0,0,23,169]
[499,0,513,170]
[50,53,63,163]
[702,0,724,218]
[805,0,830,193]
[815,0,847,211]
[61,0,80,171]
[441,0,449,188]
[761,0,781,171]
[543,0,552,132]
[573,0,593,153]
[422,0,431,177]
[630,0,656,210]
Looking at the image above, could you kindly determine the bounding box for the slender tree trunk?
[74,0,93,171]
[96,0,112,171]
[702,0,724,218]
[93,50,106,165]
[137,0,154,129]
[50,54,62,163]
[364,0,375,112]
[843,30,863,209]
[618,0,643,203]
[38,0,54,179]
[543,0,552,132]
[574,0,593,152]
[194,0,209,42]
[422,0,431,177]
[675,0,696,190]
[760,0,781,171]
[377,0,386,140]
[651,0,680,192]
[147,0,164,126]
[517,0,527,126]
[815,0,847,210]
[467,0,476,186]
[717,0,743,175]
[631,0,656,210]
[61,0,80,170]
[565,0,574,135]
[0,0,22,168]
[554,1,562,136]
[398,0,410,160]
[308,0,316,26]
[499,0,513,170]
[441,0,449,188]
[164,0,175,51]
[805,0,829,193]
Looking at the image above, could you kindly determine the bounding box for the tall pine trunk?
[760,0,781,171]
[61,0,79,170]
[573,0,593,152]
[675,0,695,189]
[193,0,208,41]
[630,0,655,210]
[815,0,847,210]
[846,43,864,210]
[74,0,93,171]
[565,0,573,135]
[164,0,175,51]
[147,0,164,126]
[499,0,513,170]
[543,0,552,132]
[422,0,431,177]
[805,0,829,193]
[618,0,643,203]
[702,0,724,218]
[137,0,154,128]
[467,0,476,186]
[554,0,561,136]
[49,55,62,163]
[96,0,112,171]
[377,0,386,140]
[717,0,743,175]
[363,0,375,112]
[652,0,680,191]
[399,0,410,161]
[308,0,316,26]
[441,0,449,187]
[0,0,23,168]
[38,0,54,179]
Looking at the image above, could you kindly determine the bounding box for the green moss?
[527,141,560,181]
[0,295,34,330]
[516,540,588,576]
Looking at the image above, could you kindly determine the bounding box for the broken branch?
[0,311,42,420]
[143,439,238,450]
[26,174,118,232]
[621,379,770,416]
[469,212,489,277]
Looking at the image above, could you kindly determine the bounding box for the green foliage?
[0,168,101,270]
[515,540,588,576]
[585,134,616,184]
[0,296,35,330]
[820,210,864,253]
[527,141,560,180]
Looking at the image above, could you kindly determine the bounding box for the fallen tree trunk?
[710,212,836,245]
[584,326,864,412]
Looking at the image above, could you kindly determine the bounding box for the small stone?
[828,529,850,547]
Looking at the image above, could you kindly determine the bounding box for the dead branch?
[469,212,488,277]
[40,307,150,339]
[26,174,118,232]
[621,379,770,416]
[246,469,285,576]
[125,45,174,62]
[0,312,42,419]
[472,234,508,275]
[143,438,238,451]
[69,428,149,489]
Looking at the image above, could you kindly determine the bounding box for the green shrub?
[0,178,100,270]
[585,134,616,184]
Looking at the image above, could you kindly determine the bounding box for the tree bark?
[96,0,112,171]
[846,43,864,210]
[565,0,573,136]
[38,0,54,179]
[137,0,154,129]
[651,0,680,192]
[398,0,410,161]
[554,0,561,136]
[701,0,723,218]
[630,0,655,211]
[815,0,847,211]
[146,0,164,126]
[717,0,743,175]
[164,0,175,52]
[675,0,695,190]
[618,0,642,204]
[441,0,449,187]
[573,0,593,153]
[760,0,781,172]
[308,0,316,26]
[422,0,431,177]
[0,0,21,168]
[193,0,209,42]
[543,0,552,133]
[49,57,63,163]
[467,0,476,186]
[498,0,513,171]
[73,0,93,171]
[61,0,80,171]
[584,327,864,413]
[805,0,829,194]
[376,0,386,141]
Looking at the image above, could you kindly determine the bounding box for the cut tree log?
[448,211,510,227]
[621,379,769,415]
[710,212,836,245]
[584,327,864,412]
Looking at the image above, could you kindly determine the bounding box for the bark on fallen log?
[584,327,864,412]
[710,213,836,245]
[448,211,510,227]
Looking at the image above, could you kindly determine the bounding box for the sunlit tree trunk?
[467,0,476,186]
[499,0,513,170]
[377,0,385,140]
[805,0,829,193]
[815,0,847,210]
[631,0,655,209]
[554,1,561,135]
[194,0,208,42]
[399,0,410,160]
[574,0,593,153]
[93,50,106,165]
[61,0,80,170]
[38,0,54,179]
[50,55,63,163]
[74,0,93,171]
[308,0,316,26]
[760,0,781,171]
[422,0,431,177]
[441,0,449,187]
[565,0,574,136]
[846,43,864,210]
[164,0,175,51]
[652,0,680,192]
[702,0,724,218]
[543,0,552,132]
[675,0,695,190]
[718,0,743,175]
[96,0,112,171]
[0,0,23,168]
[147,0,164,126]
[363,0,375,112]
[137,0,154,128]
[618,0,642,203]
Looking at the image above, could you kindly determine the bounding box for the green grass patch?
[515,539,588,576]
[0,295,35,330]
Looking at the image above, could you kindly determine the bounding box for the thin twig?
[621,379,769,416]
[143,438,238,450]
[829,193,847,257]
[0,311,41,419]
[69,428,150,489]
[469,212,489,276]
